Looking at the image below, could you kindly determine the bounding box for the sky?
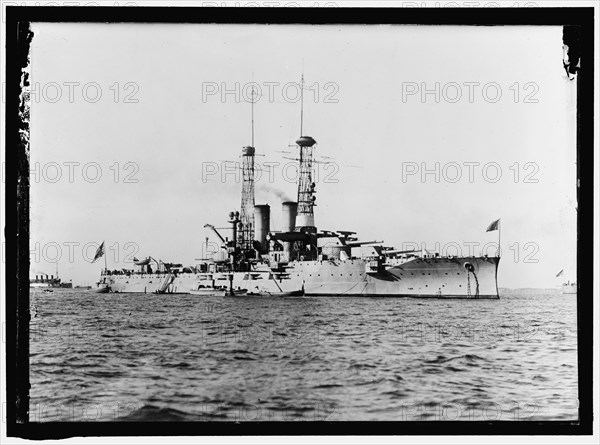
[28,23,577,288]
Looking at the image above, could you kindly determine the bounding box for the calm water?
[30,289,578,422]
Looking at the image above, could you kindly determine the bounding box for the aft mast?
[295,71,317,233]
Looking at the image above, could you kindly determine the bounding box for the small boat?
[246,288,304,297]
[90,285,110,293]
[224,288,248,297]
[189,287,225,296]
[133,256,152,266]
[42,289,54,294]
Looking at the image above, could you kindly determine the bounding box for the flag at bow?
[92,241,105,263]
[486,219,500,232]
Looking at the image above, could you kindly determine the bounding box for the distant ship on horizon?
[556,270,577,295]
[561,281,577,295]
[30,272,72,289]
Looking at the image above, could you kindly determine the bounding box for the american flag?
[91,241,105,263]
[486,219,500,232]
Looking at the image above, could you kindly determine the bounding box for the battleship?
[30,265,73,289]
[30,274,72,289]
[97,76,500,299]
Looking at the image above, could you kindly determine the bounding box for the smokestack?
[282,202,298,262]
[254,204,270,252]
[282,202,298,233]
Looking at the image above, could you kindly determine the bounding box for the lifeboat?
[133,257,152,266]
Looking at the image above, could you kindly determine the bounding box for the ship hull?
[105,256,499,299]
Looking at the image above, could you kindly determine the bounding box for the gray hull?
[106,256,499,299]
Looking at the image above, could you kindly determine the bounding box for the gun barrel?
[384,249,421,255]
[345,240,384,247]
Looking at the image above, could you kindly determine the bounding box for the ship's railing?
[101,263,251,277]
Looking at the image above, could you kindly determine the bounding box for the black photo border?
[4,5,594,439]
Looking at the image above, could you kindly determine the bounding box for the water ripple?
[30,289,578,422]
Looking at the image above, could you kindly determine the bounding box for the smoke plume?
[256,184,292,203]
